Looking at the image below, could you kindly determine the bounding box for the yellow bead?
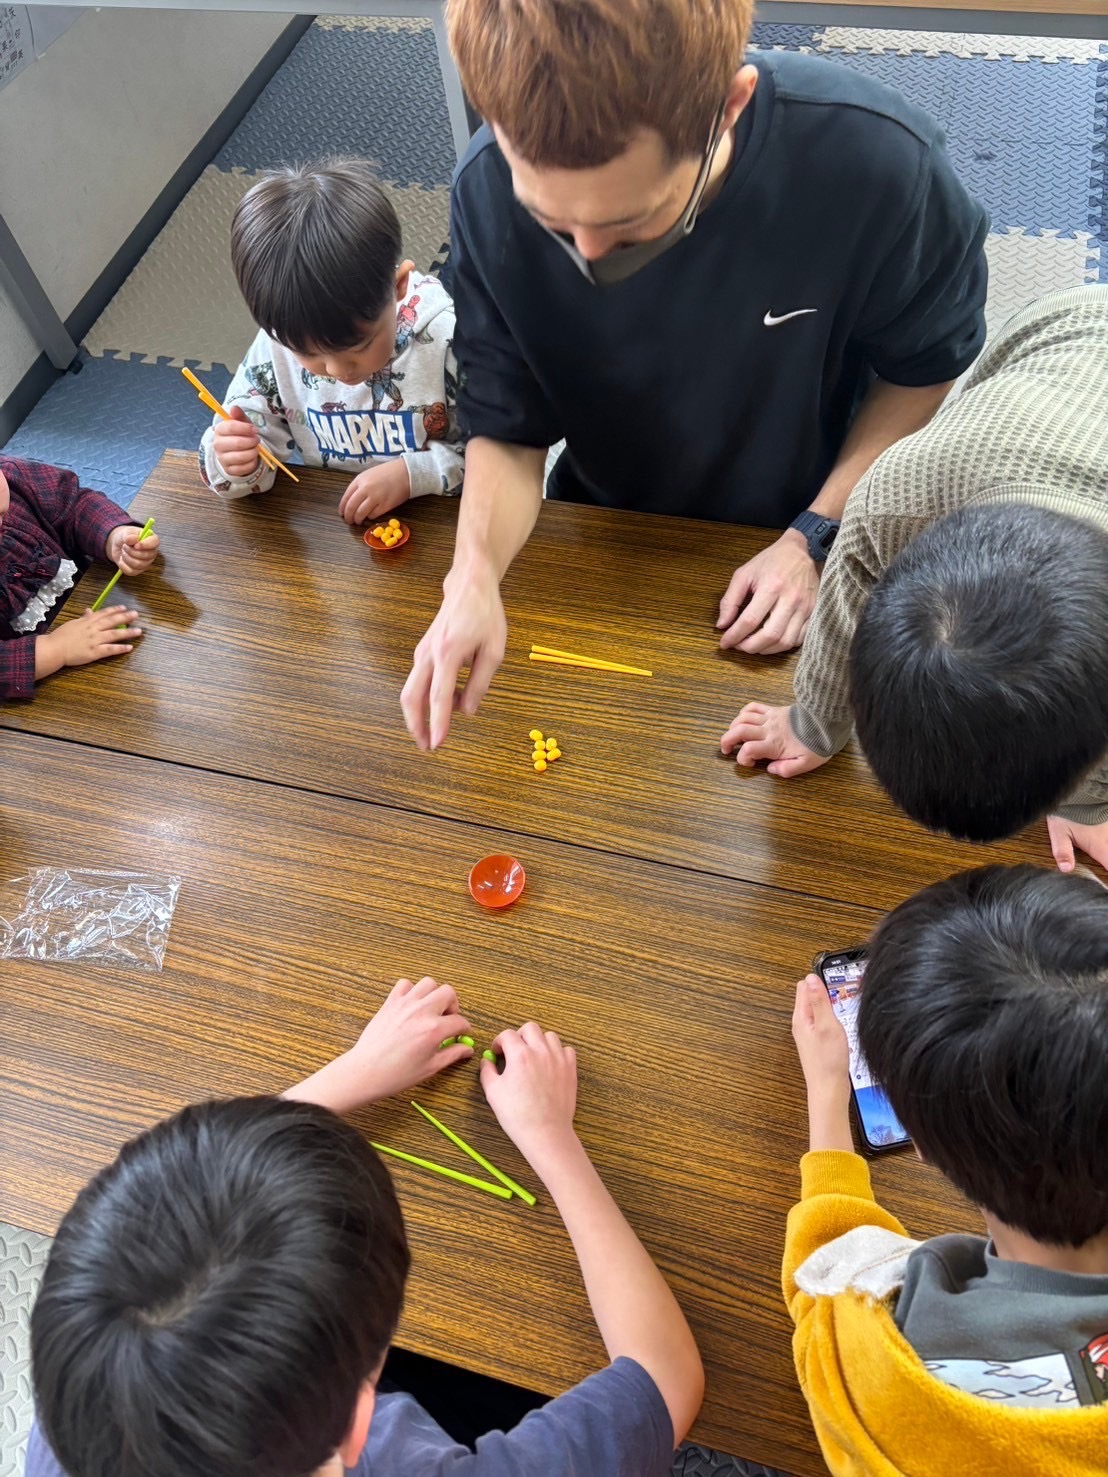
[545,736,558,749]
[528,729,543,742]
[372,526,385,539]
[534,758,547,772]
[548,748,561,760]
[388,518,401,529]
[531,748,545,760]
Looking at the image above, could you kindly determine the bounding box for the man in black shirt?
[402,0,987,749]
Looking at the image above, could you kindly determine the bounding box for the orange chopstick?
[181,367,299,483]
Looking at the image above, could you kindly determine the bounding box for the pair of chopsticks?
[181,366,300,483]
[373,1101,536,1206]
[530,644,652,677]
[91,516,156,612]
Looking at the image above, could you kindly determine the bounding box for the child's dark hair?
[31,1097,409,1477]
[859,864,1108,1246]
[849,502,1108,842]
[231,158,402,353]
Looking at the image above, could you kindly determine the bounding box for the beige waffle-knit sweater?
[790,285,1108,826]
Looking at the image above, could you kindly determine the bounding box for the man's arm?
[718,378,950,656]
[482,1025,704,1446]
[400,438,546,749]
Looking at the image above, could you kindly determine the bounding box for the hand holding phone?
[813,949,912,1154]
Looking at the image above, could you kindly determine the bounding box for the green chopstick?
[371,1141,512,1200]
[90,516,156,612]
[411,1100,537,1207]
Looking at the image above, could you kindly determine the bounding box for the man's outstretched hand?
[722,702,829,778]
[401,562,507,749]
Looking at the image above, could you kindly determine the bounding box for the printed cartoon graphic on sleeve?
[1073,1332,1108,1405]
[395,295,433,356]
[245,361,284,418]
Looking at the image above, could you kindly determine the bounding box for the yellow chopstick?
[411,1101,536,1206]
[531,644,653,675]
[530,651,653,677]
[181,367,300,483]
[371,1142,512,1199]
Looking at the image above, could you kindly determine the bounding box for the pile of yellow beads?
[371,517,404,548]
[528,728,563,772]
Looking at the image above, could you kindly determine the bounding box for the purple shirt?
[26,1358,672,1477]
[0,455,134,699]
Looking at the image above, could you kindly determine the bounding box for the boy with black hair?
[725,286,1108,875]
[786,864,1108,1474]
[25,976,703,1477]
[200,158,464,525]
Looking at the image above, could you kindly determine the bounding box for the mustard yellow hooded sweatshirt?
[783,1151,1108,1475]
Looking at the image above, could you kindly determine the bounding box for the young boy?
[25,976,703,1477]
[786,864,1108,1474]
[723,286,1108,875]
[200,159,464,525]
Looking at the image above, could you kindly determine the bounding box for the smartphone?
[814,948,912,1154]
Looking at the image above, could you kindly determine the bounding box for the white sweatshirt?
[199,272,464,500]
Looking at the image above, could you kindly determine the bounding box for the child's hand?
[722,703,829,779]
[36,607,142,679]
[106,524,160,574]
[338,461,411,525]
[792,975,850,1089]
[480,1022,578,1167]
[284,977,473,1114]
[212,405,261,478]
[792,976,855,1153]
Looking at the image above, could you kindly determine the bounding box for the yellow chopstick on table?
[371,1142,512,1199]
[180,366,300,483]
[530,645,652,677]
[412,1100,536,1205]
[90,516,156,613]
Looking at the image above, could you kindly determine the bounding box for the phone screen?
[819,953,911,1151]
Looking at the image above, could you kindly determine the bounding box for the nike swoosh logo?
[763,308,818,326]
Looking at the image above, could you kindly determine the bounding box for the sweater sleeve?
[49,474,134,566]
[1052,762,1108,828]
[790,476,894,757]
[0,633,39,700]
[782,1151,909,1330]
[200,332,289,499]
[402,326,465,499]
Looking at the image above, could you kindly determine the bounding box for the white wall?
[0,5,289,402]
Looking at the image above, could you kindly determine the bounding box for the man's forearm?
[452,438,546,586]
[809,378,953,521]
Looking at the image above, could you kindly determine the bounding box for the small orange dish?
[364,521,411,551]
[468,854,526,909]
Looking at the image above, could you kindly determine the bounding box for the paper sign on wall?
[0,5,31,89]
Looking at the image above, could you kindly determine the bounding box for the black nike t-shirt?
[449,52,989,528]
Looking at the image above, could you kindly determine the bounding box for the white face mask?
[539,105,728,286]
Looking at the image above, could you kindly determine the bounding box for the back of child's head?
[859,864,1108,1247]
[849,502,1108,842]
[231,158,402,353]
[31,1096,409,1477]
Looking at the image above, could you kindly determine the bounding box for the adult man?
[402,0,987,748]
[724,287,1108,873]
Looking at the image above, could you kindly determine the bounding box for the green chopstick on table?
[371,1141,512,1200]
[90,517,156,612]
[412,1100,537,1206]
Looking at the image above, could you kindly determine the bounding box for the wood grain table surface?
[0,731,985,1473]
[0,452,1050,914]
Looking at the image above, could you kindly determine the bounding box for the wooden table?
[1,454,1048,914]
[0,454,1049,1473]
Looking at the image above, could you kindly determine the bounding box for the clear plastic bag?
[0,867,181,972]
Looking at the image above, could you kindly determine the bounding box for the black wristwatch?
[789,510,840,563]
